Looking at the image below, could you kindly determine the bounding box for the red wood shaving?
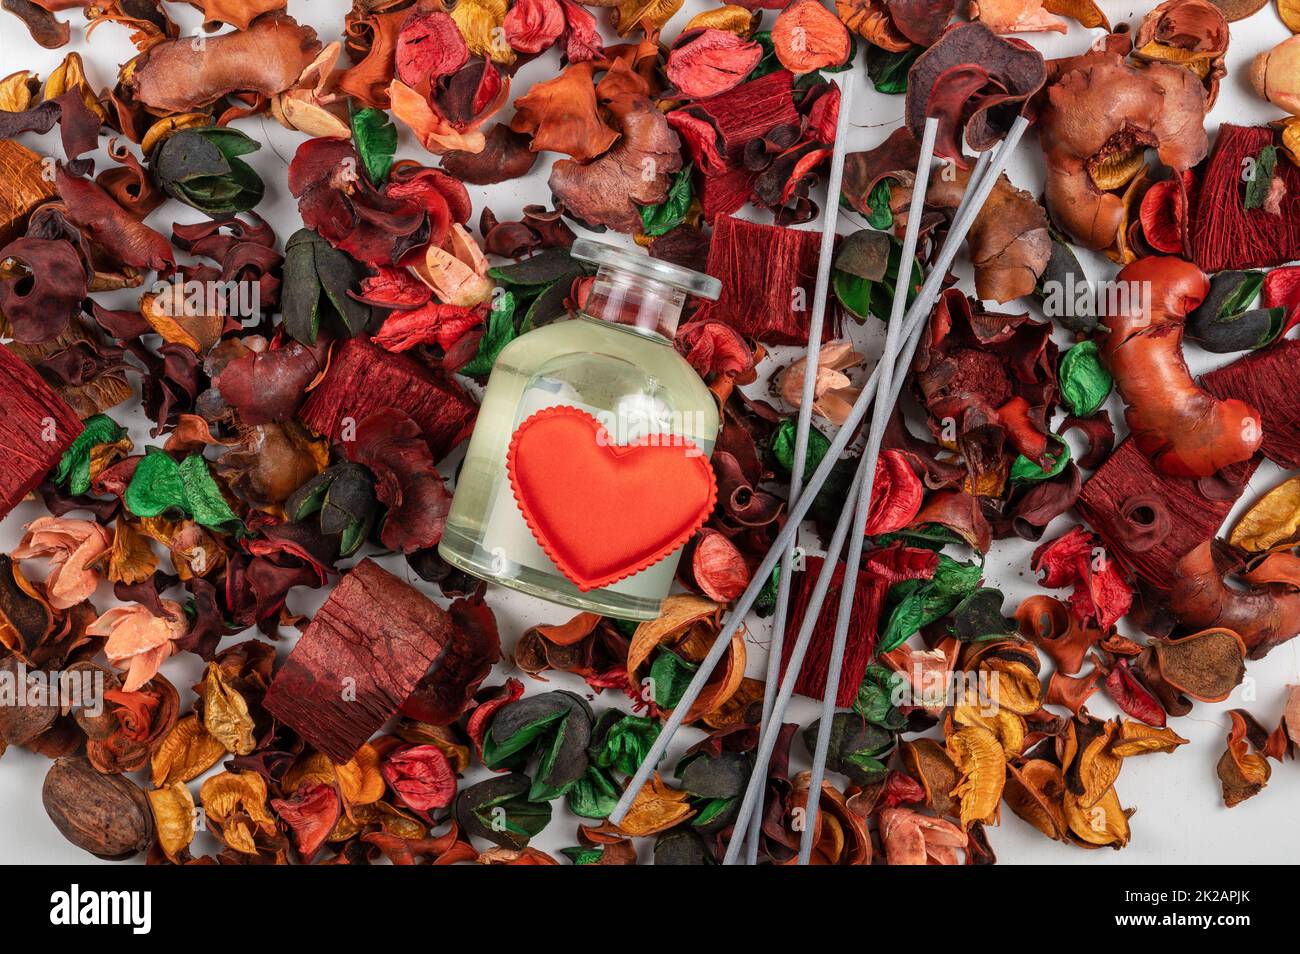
[263,558,451,763]
[1075,438,1257,592]
[0,346,82,520]
[692,214,823,345]
[1190,124,1300,272]
[780,547,937,707]
[299,336,478,463]
[1202,338,1300,469]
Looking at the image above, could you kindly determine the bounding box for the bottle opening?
[571,239,721,339]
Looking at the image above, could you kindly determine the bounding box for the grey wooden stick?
[797,116,938,865]
[608,116,1031,829]
[715,118,1029,863]
[743,67,856,865]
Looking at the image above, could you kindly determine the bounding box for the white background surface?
[0,0,1297,865]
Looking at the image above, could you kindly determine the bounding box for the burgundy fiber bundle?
[692,215,823,345]
[263,559,451,763]
[779,547,937,706]
[0,346,83,520]
[1190,124,1300,272]
[1075,438,1258,592]
[298,336,478,462]
[1202,338,1300,469]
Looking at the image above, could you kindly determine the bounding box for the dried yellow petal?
[684,3,756,33]
[1282,117,1300,165]
[1229,475,1300,552]
[1282,0,1300,33]
[199,771,277,854]
[283,751,336,793]
[1076,721,1123,809]
[1044,0,1110,28]
[335,743,385,808]
[44,53,107,122]
[109,518,157,586]
[945,726,1005,829]
[616,773,694,836]
[451,0,513,63]
[147,781,196,863]
[982,658,1043,715]
[141,113,211,156]
[1110,721,1190,757]
[1064,786,1131,848]
[200,662,256,756]
[615,0,684,35]
[1004,759,1068,841]
[151,713,227,787]
[0,71,35,112]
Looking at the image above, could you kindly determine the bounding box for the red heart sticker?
[507,405,717,592]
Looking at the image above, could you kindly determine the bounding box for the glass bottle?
[439,239,722,620]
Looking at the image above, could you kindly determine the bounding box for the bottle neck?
[581,267,686,341]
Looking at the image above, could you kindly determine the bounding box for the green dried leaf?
[864,179,893,230]
[55,414,126,496]
[177,454,243,535]
[802,712,893,786]
[281,229,372,345]
[1010,435,1072,484]
[948,587,1014,642]
[565,765,619,819]
[639,164,693,237]
[589,712,659,776]
[487,248,582,289]
[151,127,263,215]
[1244,145,1278,211]
[1058,340,1112,417]
[867,44,921,95]
[123,449,243,535]
[770,418,831,477]
[649,649,697,710]
[879,554,982,652]
[455,773,552,849]
[350,106,397,186]
[482,690,593,802]
[461,290,517,377]
[854,664,907,730]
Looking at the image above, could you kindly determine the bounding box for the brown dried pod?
[42,756,154,859]
[1133,0,1230,107]
[1038,50,1208,252]
[0,656,59,746]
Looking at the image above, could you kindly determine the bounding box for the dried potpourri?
[0,0,1297,871]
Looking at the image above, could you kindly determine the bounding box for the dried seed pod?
[42,757,154,860]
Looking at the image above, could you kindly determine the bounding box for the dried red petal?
[666,29,764,100]
[271,782,341,862]
[1105,659,1167,727]
[382,744,457,812]
[1032,526,1133,630]
[1138,172,1191,254]
[396,8,468,86]
[503,0,565,54]
[865,449,924,536]
[690,528,749,601]
[1263,265,1300,337]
